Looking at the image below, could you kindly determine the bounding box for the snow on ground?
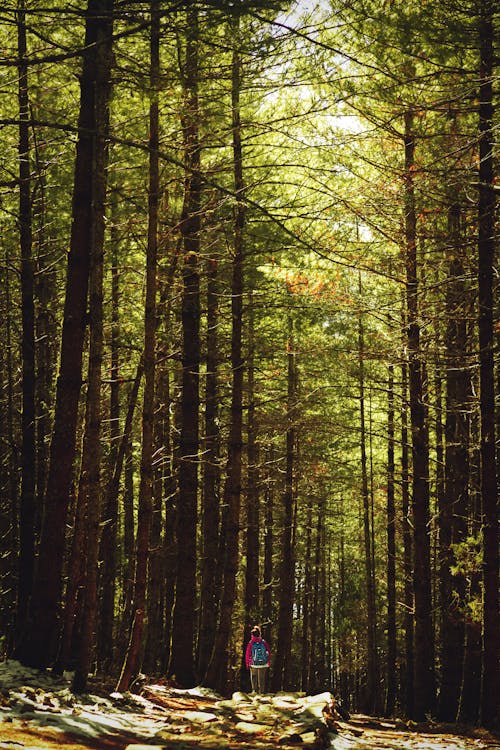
[0,660,497,750]
[0,660,168,741]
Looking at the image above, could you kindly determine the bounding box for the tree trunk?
[271,314,296,692]
[98,192,121,672]
[477,0,499,728]
[400,337,414,718]
[385,362,397,717]
[72,0,113,688]
[309,504,322,693]
[16,0,37,640]
[457,435,482,724]
[116,0,159,691]
[437,192,470,721]
[53,477,85,676]
[262,454,274,629]
[17,0,115,669]
[204,31,245,694]
[143,427,164,675]
[198,256,221,680]
[301,495,313,691]
[358,274,378,714]
[241,283,259,687]
[168,3,201,688]
[32,112,56,555]
[403,109,436,719]
[0,259,17,645]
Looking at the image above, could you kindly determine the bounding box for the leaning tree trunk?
[16,0,36,640]
[403,109,436,720]
[204,31,245,695]
[477,0,499,728]
[16,0,115,669]
[116,0,159,692]
[168,3,201,689]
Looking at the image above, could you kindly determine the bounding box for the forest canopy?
[0,0,498,731]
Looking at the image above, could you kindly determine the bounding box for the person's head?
[251,625,261,638]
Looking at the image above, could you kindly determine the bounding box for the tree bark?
[204,30,245,694]
[16,0,37,640]
[198,256,221,680]
[98,191,121,672]
[17,0,115,669]
[116,0,159,691]
[457,434,482,724]
[385,362,397,717]
[168,2,201,688]
[358,274,378,714]
[477,0,499,728]
[437,192,470,721]
[72,4,113,687]
[400,337,414,718]
[262,454,274,630]
[301,495,313,691]
[241,283,259,687]
[403,109,436,719]
[271,314,296,692]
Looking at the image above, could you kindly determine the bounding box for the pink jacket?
[245,635,271,668]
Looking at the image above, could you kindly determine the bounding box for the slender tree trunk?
[309,505,322,693]
[241,284,259,687]
[318,520,327,689]
[72,13,112,687]
[53,476,85,675]
[169,3,201,688]
[359,280,377,714]
[198,256,221,680]
[116,0,159,690]
[301,495,313,691]
[403,109,435,719]
[437,193,470,721]
[2,256,19,650]
[118,434,135,653]
[98,192,121,671]
[262,457,274,629]
[400,337,414,718]
[143,419,164,674]
[32,114,56,547]
[457,433,482,724]
[17,0,115,669]
[204,32,245,694]
[385,362,397,716]
[477,0,499,728]
[337,495,350,708]
[271,314,296,692]
[16,0,36,641]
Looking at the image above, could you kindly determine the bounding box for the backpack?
[251,639,268,666]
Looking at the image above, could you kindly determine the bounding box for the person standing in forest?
[245,625,271,694]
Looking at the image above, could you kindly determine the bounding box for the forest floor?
[0,661,498,750]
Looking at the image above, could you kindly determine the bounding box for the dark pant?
[250,666,268,693]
